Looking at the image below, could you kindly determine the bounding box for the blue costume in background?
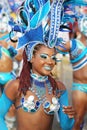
[70,39,87,93]
[0,72,16,85]
[0,72,16,93]
[0,92,13,130]
[70,39,87,71]
[0,46,17,92]
[57,38,87,94]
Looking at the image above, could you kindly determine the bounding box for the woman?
[56,13,87,130]
[0,0,75,129]
[0,42,75,130]
[0,44,18,130]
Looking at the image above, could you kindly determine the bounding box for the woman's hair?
[19,44,58,95]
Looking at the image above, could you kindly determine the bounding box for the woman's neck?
[30,70,48,82]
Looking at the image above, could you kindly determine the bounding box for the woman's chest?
[16,108,53,130]
[15,90,60,115]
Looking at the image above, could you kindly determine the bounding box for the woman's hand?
[63,105,75,118]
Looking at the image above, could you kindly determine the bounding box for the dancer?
[0,36,22,130]
[0,41,75,130]
[56,10,87,130]
[0,0,75,130]
[0,44,17,130]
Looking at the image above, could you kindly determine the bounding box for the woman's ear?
[30,59,33,63]
[30,56,34,63]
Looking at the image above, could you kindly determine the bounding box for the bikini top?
[17,94,60,115]
[0,46,17,59]
[0,71,16,85]
[70,39,87,71]
[0,46,11,59]
[16,75,64,115]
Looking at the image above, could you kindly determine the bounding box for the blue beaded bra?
[16,72,61,115]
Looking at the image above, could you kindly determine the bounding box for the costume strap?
[70,48,87,63]
[48,0,64,48]
[0,46,17,59]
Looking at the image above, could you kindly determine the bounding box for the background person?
[56,12,87,130]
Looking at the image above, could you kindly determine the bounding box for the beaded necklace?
[17,71,60,114]
[29,72,53,103]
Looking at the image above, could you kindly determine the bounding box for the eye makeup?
[40,53,56,61]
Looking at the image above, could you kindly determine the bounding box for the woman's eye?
[40,54,47,59]
[51,56,56,61]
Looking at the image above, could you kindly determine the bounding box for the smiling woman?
[0,0,75,130]
[0,41,75,130]
[30,44,56,76]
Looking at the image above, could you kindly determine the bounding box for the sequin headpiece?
[75,6,87,37]
[10,0,50,49]
[8,0,51,61]
[8,0,65,61]
[24,25,47,61]
[59,1,87,34]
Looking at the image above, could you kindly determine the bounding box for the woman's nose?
[47,57,55,64]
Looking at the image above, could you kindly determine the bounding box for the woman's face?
[78,15,87,37]
[31,45,56,76]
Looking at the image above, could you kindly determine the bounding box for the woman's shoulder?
[55,80,67,97]
[4,79,20,101]
[56,80,66,91]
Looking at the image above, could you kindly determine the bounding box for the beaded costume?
[70,39,87,71]
[1,0,87,130]
[16,73,60,115]
[0,46,17,92]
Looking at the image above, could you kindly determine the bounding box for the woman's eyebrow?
[40,53,56,56]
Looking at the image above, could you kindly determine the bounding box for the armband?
[0,72,16,85]
[56,47,68,55]
[0,92,13,130]
[58,90,74,129]
[0,92,13,117]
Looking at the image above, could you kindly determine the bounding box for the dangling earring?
[77,33,82,39]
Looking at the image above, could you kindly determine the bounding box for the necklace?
[29,71,53,103]
[19,71,60,114]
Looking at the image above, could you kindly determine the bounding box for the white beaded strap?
[48,0,64,48]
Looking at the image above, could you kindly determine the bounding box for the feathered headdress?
[9,0,64,61]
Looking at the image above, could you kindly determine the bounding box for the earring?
[77,33,82,39]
